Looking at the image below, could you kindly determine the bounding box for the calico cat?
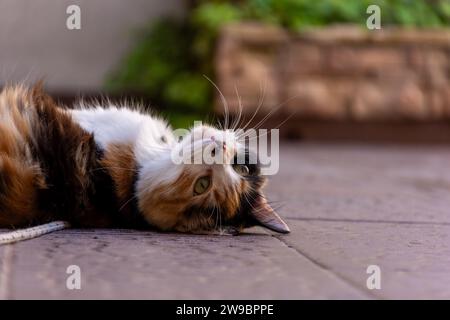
[0,83,289,234]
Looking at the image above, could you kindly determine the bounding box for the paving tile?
[2,143,449,299]
[267,144,450,223]
[0,245,13,299]
[278,219,450,299]
[8,229,367,299]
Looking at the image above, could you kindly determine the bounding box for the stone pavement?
[1,143,449,299]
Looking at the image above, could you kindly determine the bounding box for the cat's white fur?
[69,105,241,193]
[70,106,174,151]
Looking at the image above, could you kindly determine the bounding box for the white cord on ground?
[0,221,70,245]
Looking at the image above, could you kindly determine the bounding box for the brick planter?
[214,23,450,141]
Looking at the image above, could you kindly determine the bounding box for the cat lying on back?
[0,83,289,234]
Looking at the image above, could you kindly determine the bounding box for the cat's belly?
[69,106,173,150]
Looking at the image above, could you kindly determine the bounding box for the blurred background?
[0,0,449,140]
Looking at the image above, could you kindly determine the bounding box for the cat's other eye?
[160,136,167,143]
[233,164,249,176]
[194,176,211,195]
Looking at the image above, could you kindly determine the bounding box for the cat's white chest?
[69,106,173,151]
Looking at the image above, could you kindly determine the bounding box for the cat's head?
[136,124,289,234]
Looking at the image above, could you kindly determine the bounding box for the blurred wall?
[0,0,186,92]
[216,24,450,121]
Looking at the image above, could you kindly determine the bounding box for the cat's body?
[0,84,289,234]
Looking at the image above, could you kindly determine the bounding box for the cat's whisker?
[246,191,286,215]
[251,94,300,131]
[117,171,166,212]
[251,106,280,131]
[216,119,223,130]
[206,113,221,131]
[242,192,258,213]
[207,207,216,222]
[232,85,243,131]
[273,111,296,130]
[240,80,267,131]
[219,206,222,231]
[203,75,230,130]
[214,206,219,231]
[266,199,286,205]
[237,89,250,132]
[271,203,286,212]
[118,166,178,212]
[118,193,139,212]
[239,111,297,144]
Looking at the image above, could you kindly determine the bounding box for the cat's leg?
[0,155,46,228]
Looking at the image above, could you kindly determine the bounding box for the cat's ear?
[251,195,290,234]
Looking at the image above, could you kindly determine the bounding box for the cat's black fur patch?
[30,87,146,228]
[224,149,267,229]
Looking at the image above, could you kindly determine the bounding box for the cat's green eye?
[194,176,211,195]
[233,164,249,176]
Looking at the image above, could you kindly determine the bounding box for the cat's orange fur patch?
[100,143,136,209]
[0,155,46,227]
[138,170,194,230]
[0,85,45,227]
[0,83,117,228]
[0,86,33,156]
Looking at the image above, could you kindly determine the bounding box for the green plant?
[106,0,449,128]
[106,19,213,128]
[239,0,449,29]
